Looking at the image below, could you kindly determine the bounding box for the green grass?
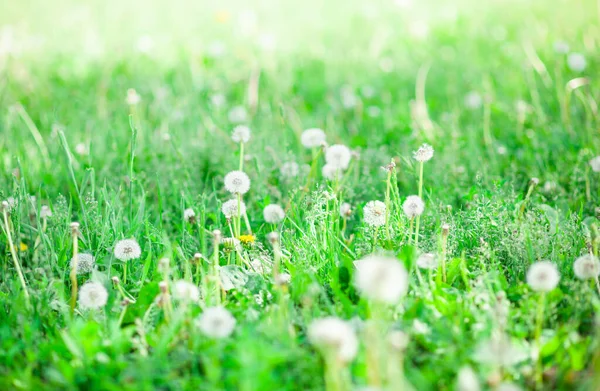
[1,0,600,389]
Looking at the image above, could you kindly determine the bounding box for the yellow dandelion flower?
[238,235,255,245]
[19,242,28,251]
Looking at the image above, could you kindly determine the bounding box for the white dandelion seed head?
[78,281,108,310]
[231,125,251,143]
[322,163,343,180]
[75,143,88,156]
[126,88,141,105]
[301,128,327,148]
[413,143,434,162]
[354,255,409,304]
[114,238,142,261]
[412,319,431,334]
[496,383,523,391]
[589,156,600,172]
[228,105,248,123]
[474,333,528,366]
[526,261,560,292]
[388,330,409,351]
[456,366,480,391]
[280,161,300,178]
[274,272,291,286]
[340,202,352,217]
[403,195,425,218]
[40,205,52,218]
[363,200,386,227]
[221,199,247,219]
[573,254,600,280]
[464,91,483,110]
[263,204,285,224]
[567,52,587,72]
[196,306,236,339]
[172,280,200,302]
[416,252,438,270]
[553,41,570,54]
[325,144,352,170]
[224,170,251,194]
[210,93,226,108]
[184,208,196,221]
[70,253,96,274]
[307,317,358,363]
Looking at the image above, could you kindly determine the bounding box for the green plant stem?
[69,232,79,314]
[384,167,393,244]
[534,292,546,391]
[2,209,30,306]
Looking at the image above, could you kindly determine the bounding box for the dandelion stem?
[69,227,79,314]
[534,292,546,391]
[239,142,245,171]
[123,262,128,285]
[595,276,600,296]
[1,206,30,306]
[384,164,393,244]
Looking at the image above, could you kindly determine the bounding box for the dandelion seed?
[416,252,438,270]
[464,91,482,110]
[527,261,560,292]
[224,170,251,194]
[126,88,141,105]
[403,195,424,218]
[589,156,600,172]
[413,143,434,162]
[172,280,200,302]
[325,144,352,170]
[301,128,327,148]
[567,53,587,72]
[340,202,352,217]
[114,239,142,261]
[363,200,386,227]
[457,366,480,391]
[280,161,299,178]
[573,254,600,280]
[263,204,285,224]
[231,125,251,143]
[70,253,96,274]
[196,306,236,338]
[322,163,343,180]
[307,317,358,363]
[221,199,247,219]
[228,105,248,123]
[78,281,108,309]
[184,208,196,222]
[354,255,408,303]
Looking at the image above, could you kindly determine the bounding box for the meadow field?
[1,0,600,389]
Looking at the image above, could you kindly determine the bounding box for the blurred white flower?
[322,163,343,180]
[474,333,528,366]
[589,156,600,172]
[263,204,285,224]
[210,93,226,108]
[363,200,386,227]
[416,253,438,270]
[196,307,236,338]
[325,144,352,169]
[553,41,570,54]
[354,255,408,303]
[173,280,200,302]
[78,281,108,309]
[496,382,523,391]
[126,88,141,105]
[184,208,196,222]
[221,199,246,219]
[301,128,327,148]
[280,161,299,178]
[114,239,142,261]
[567,52,586,72]
[573,254,600,280]
[40,205,52,218]
[228,105,248,123]
[413,143,434,162]
[207,40,226,58]
[456,366,480,391]
[70,253,96,274]
[403,195,424,218]
[224,171,251,194]
[526,261,560,292]
[231,125,251,143]
[340,202,352,217]
[75,143,88,156]
[412,319,431,334]
[274,272,292,286]
[307,317,358,363]
[464,91,482,110]
[388,330,409,351]
[136,35,154,53]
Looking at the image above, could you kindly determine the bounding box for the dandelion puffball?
[40,205,52,218]
[526,261,560,292]
[413,143,434,162]
[322,163,342,180]
[184,208,196,222]
[553,41,570,54]
[173,280,200,302]
[228,106,248,123]
[573,254,600,280]
[114,239,142,261]
[263,204,285,224]
[196,306,236,338]
[416,253,438,270]
[363,201,386,227]
[464,91,482,110]
[340,202,351,217]
[70,253,96,274]
[280,161,299,178]
[126,89,141,105]
[307,317,358,363]
[78,281,108,309]
[403,195,425,218]
[567,53,586,72]
[231,125,251,143]
[456,366,480,391]
[224,170,251,195]
[325,144,352,170]
[301,128,326,148]
[221,199,247,219]
[589,156,600,172]
[354,255,409,303]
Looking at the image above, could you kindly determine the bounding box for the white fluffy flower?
[70,253,96,274]
[553,41,570,54]
[325,144,352,169]
[78,281,108,309]
[125,88,141,105]
[474,333,528,366]
[567,52,586,72]
[301,128,327,148]
[363,201,386,227]
[307,317,358,363]
[184,208,196,222]
[496,383,523,391]
[403,195,424,218]
[589,156,600,172]
[573,254,600,280]
[75,143,88,156]
[322,163,343,180]
[526,261,560,292]
[221,199,247,219]
[280,161,299,178]
[228,106,248,123]
[40,205,52,218]
[173,280,200,302]
[210,93,226,108]
[456,366,480,391]
[114,239,142,261]
[196,306,236,338]
[413,143,434,162]
[464,91,482,110]
[231,125,251,143]
[354,255,409,303]
[416,253,438,270]
[412,319,431,334]
[224,171,251,195]
[274,272,292,286]
[263,204,285,224]
[340,202,351,217]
